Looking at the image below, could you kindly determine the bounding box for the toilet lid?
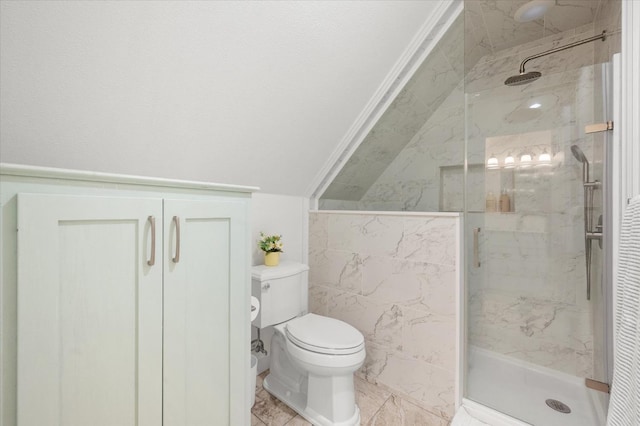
[285,314,364,355]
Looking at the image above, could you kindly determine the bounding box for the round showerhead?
[571,145,590,183]
[504,71,542,86]
[570,145,588,163]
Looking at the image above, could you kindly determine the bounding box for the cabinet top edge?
[0,163,260,193]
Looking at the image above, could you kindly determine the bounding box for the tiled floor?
[251,371,449,426]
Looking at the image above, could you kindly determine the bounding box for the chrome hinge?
[585,121,614,134]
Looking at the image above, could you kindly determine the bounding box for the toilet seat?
[285,313,364,355]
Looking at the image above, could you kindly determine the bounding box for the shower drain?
[545,399,571,414]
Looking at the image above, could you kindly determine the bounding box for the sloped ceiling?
[0,1,440,195]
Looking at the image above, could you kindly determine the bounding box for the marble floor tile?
[355,376,392,424]
[284,415,312,425]
[367,395,449,426]
[251,369,449,426]
[252,386,297,426]
[252,413,266,425]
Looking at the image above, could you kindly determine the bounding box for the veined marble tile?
[327,214,404,258]
[357,341,455,421]
[358,340,392,385]
[368,395,449,426]
[464,0,493,54]
[543,1,599,36]
[465,54,521,93]
[399,216,457,266]
[376,350,455,420]
[401,308,456,373]
[470,290,591,341]
[479,0,545,52]
[252,386,297,426]
[361,182,404,203]
[402,180,440,212]
[327,289,403,351]
[307,284,329,316]
[283,415,311,426]
[406,47,461,115]
[470,326,587,376]
[468,290,594,376]
[251,413,265,426]
[361,256,456,316]
[308,213,328,250]
[437,14,465,78]
[354,376,392,424]
[308,249,362,294]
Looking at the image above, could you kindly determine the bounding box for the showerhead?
[571,145,588,163]
[570,145,590,183]
[504,71,542,86]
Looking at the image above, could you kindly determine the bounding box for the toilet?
[252,261,365,426]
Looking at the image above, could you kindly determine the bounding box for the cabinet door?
[163,199,248,426]
[17,194,163,426]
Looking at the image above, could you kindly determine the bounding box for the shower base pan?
[465,347,606,426]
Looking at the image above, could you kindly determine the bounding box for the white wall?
[250,193,308,266]
[0,0,440,196]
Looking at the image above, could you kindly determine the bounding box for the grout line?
[367,393,394,425]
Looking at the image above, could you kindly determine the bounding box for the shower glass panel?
[464,58,611,425]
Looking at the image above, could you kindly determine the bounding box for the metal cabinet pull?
[172,216,180,263]
[147,216,156,266]
[473,227,481,268]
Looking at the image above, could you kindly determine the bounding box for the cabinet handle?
[147,216,156,266]
[172,216,180,263]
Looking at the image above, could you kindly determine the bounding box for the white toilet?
[252,261,365,426]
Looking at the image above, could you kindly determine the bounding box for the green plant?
[258,232,283,253]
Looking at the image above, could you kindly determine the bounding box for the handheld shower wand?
[571,145,590,183]
[570,145,601,300]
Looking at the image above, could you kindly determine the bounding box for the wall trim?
[305,0,463,201]
[0,163,259,193]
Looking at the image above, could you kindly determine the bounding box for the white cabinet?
[3,168,253,426]
[17,194,164,426]
[162,199,246,426]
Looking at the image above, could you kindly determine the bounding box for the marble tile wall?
[308,211,460,422]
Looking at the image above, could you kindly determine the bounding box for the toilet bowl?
[252,262,366,426]
[264,313,365,426]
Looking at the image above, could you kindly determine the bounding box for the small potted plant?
[258,232,283,266]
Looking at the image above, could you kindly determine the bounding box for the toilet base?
[263,374,361,426]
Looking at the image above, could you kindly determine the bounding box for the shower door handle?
[473,228,481,268]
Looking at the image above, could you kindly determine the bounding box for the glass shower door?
[464,61,611,426]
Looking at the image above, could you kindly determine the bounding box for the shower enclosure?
[316,1,620,424]
[463,1,618,422]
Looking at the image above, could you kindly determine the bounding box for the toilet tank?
[251,261,309,329]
